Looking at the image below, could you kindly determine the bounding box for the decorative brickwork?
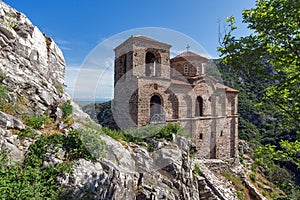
[113,36,239,159]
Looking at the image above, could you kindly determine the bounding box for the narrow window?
[195,96,204,116]
[146,52,155,77]
[123,54,127,74]
[199,133,203,140]
[197,66,201,74]
[184,64,188,75]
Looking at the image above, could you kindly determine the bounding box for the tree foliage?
[218,0,300,197]
[218,0,300,125]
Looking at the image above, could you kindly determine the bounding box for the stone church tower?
[113,36,239,159]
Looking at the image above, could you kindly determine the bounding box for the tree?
[218,0,300,196]
[218,0,300,127]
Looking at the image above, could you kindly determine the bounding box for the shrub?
[24,133,64,168]
[194,164,201,175]
[54,83,66,94]
[18,127,37,139]
[103,123,185,145]
[147,144,155,152]
[65,129,95,161]
[0,149,71,199]
[77,128,106,159]
[22,115,49,129]
[236,191,245,200]
[250,173,257,182]
[0,156,59,199]
[61,102,73,118]
[157,123,184,141]
[262,190,269,197]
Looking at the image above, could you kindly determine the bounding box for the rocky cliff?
[0,1,68,116]
[0,1,271,200]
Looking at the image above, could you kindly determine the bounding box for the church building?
[113,35,239,159]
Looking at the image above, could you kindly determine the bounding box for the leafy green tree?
[218,0,300,196]
[218,0,300,126]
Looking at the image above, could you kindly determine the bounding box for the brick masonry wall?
[114,36,239,159]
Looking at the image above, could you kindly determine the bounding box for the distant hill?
[82,101,118,130]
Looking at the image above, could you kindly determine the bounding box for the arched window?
[145,49,161,77]
[195,96,204,116]
[146,52,155,76]
[150,95,162,119]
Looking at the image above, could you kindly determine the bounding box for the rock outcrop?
[0,1,68,116]
[58,135,223,200]
[0,0,73,164]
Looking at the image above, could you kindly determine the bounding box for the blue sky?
[4,0,255,99]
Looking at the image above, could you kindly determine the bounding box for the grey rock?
[0,111,25,130]
[100,135,135,172]
[238,140,250,154]
[0,1,68,116]
[1,142,24,163]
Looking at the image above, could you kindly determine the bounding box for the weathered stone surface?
[114,36,239,160]
[57,136,222,200]
[0,111,25,130]
[100,135,135,172]
[0,1,68,116]
[239,140,250,154]
[1,141,24,163]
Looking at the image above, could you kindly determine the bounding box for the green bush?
[25,129,106,168]
[157,123,184,141]
[54,83,67,94]
[147,144,155,152]
[61,102,73,118]
[77,128,106,159]
[65,129,97,161]
[250,173,257,182]
[22,115,49,129]
[18,127,37,139]
[0,153,61,199]
[25,133,64,168]
[236,191,245,200]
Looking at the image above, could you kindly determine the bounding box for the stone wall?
[113,36,239,159]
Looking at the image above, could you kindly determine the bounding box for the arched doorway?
[195,96,204,116]
[150,95,162,118]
